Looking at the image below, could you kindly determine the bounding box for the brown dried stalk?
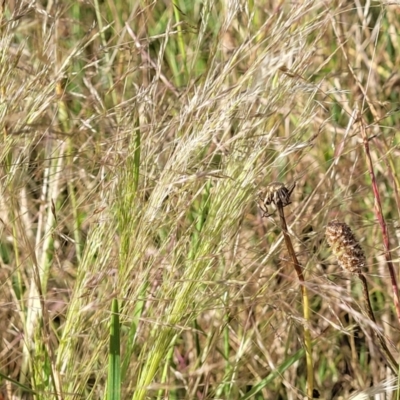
[260,182,314,399]
[326,220,399,374]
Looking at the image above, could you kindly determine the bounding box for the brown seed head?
[325,220,366,275]
[258,181,295,216]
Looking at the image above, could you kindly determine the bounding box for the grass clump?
[0,1,400,399]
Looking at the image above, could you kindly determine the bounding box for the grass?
[0,1,400,399]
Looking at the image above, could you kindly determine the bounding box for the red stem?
[359,115,400,325]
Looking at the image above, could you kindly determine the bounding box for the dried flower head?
[258,181,295,216]
[325,220,366,275]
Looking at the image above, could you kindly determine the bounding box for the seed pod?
[325,220,366,275]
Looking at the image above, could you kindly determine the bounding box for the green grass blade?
[240,348,305,400]
[0,370,38,396]
[107,298,121,400]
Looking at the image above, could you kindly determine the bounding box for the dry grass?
[0,1,400,399]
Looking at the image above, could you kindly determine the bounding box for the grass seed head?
[325,220,366,275]
[258,181,296,216]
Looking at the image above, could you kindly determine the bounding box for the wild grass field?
[1,1,400,399]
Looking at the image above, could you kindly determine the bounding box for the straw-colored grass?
[1,1,400,399]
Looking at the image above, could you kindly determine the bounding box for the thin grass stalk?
[19,138,65,397]
[120,282,147,381]
[326,220,399,374]
[157,336,177,400]
[107,298,121,400]
[276,203,314,400]
[93,0,118,108]
[260,182,314,399]
[334,10,400,328]
[333,10,400,377]
[349,376,400,399]
[358,115,400,326]
[16,209,63,399]
[8,190,25,324]
[223,291,231,398]
[240,346,306,400]
[56,222,114,394]
[358,274,399,374]
[56,80,83,263]
[172,2,187,82]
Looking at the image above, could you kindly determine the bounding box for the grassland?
[0,1,400,399]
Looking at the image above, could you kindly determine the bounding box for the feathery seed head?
[325,220,365,275]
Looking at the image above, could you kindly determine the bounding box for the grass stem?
[358,273,399,374]
[276,202,314,400]
[359,115,400,326]
[259,182,315,398]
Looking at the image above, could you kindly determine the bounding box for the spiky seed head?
[257,181,296,217]
[259,181,295,206]
[325,220,366,275]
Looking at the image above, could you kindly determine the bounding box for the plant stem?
[358,273,399,374]
[277,202,314,400]
[359,115,400,326]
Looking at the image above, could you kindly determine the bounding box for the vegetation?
[0,1,400,399]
